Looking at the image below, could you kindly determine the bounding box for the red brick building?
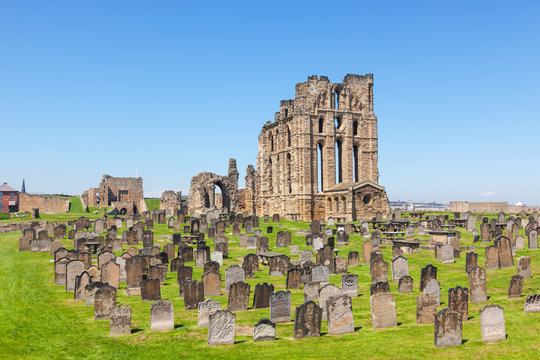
[0,182,19,213]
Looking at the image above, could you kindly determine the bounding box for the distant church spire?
[21,178,26,194]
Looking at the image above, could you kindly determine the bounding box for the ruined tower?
[256,74,390,221]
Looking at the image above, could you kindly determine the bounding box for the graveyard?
[2,210,540,359]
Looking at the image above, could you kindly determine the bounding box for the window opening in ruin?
[318,118,324,133]
[363,194,372,205]
[334,90,339,110]
[268,159,273,194]
[284,109,288,118]
[213,184,222,209]
[317,142,324,192]
[287,153,292,193]
[353,145,359,182]
[334,116,341,129]
[335,139,342,184]
[328,198,332,211]
[270,134,274,151]
[336,197,340,212]
[353,121,358,136]
[287,126,291,147]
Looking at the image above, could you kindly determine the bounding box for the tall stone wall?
[450,201,540,214]
[255,74,389,221]
[160,190,182,213]
[82,175,145,213]
[19,194,70,213]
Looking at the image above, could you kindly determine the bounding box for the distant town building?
[389,200,449,212]
[0,182,19,213]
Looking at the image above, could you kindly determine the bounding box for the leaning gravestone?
[370,292,396,328]
[304,281,320,301]
[208,310,235,346]
[110,305,132,335]
[150,300,174,331]
[66,260,85,292]
[496,236,514,268]
[270,291,291,323]
[74,271,93,300]
[420,264,437,291]
[434,308,462,348]
[293,301,322,339]
[507,275,523,298]
[480,305,506,342]
[225,265,245,293]
[468,266,488,302]
[286,268,301,289]
[198,299,221,327]
[465,252,478,273]
[318,284,341,320]
[253,318,276,342]
[326,294,354,335]
[517,256,531,278]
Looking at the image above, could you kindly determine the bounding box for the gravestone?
[125,256,143,291]
[110,305,132,335]
[227,281,250,311]
[286,268,301,289]
[423,278,441,304]
[290,244,299,255]
[94,284,117,320]
[417,294,438,323]
[515,235,525,250]
[348,251,359,266]
[420,264,437,291]
[253,283,274,308]
[440,244,454,264]
[517,256,531,278]
[466,252,478,273]
[150,300,174,331]
[480,305,506,342]
[210,252,223,266]
[496,236,514,268]
[370,292,397,328]
[448,286,469,322]
[362,241,373,264]
[101,260,120,289]
[341,274,358,297]
[326,294,354,335]
[225,265,245,293]
[300,250,314,265]
[335,257,347,274]
[528,229,538,249]
[434,308,462,348]
[170,257,184,272]
[270,291,291,323]
[66,260,85,292]
[253,319,275,342]
[304,281,320,301]
[268,256,288,276]
[485,245,500,270]
[184,280,204,309]
[370,281,390,296]
[293,301,322,339]
[198,298,221,327]
[507,275,523,298]
[371,260,388,283]
[524,294,540,312]
[208,310,235,346]
[74,271,92,300]
[202,271,221,297]
[468,266,488,302]
[318,284,341,320]
[311,265,329,285]
[195,247,210,267]
[141,278,161,302]
[312,236,324,251]
[142,230,154,248]
[391,256,408,281]
[398,276,414,293]
[242,253,259,279]
[55,257,70,286]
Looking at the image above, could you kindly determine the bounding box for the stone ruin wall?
[450,201,540,214]
[82,175,146,213]
[255,74,388,221]
[160,190,182,213]
[18,194,70,214]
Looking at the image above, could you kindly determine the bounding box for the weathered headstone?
[293,301,322,339]
[517,256,531,278]
[480,305,506,342]
[253,283,274,308]
[466,252,478,273]
[391,256,408,281]
[94,284,117,320]
[202,271,221,297]
[434,308,462,348]
[198,298,221,327]
[150,300,174,331]
[370,292,397,328]
[416,294,438,323]
[227,281,250,311]
[423,278,441,304]
[326,294,354,335]
[341,274,358,297]
[371,259,388,283]
[286,268,301,289]
[398,276,414,293]
[485,245,500,270]
[524,294,540,312]
[468,266,488,302]
[270,291,291,323]
[507,275,523,298]
[225,265,245,293]
[141,278,161,302]
[253,318,276,342]
[448,286,469,322]
[208,310,235,346]
[110,305,132,335]
[184,280,204,309]
[420,264,437,291]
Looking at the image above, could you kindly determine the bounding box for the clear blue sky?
[1,1,539,203]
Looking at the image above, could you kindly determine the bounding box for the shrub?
[0,212,10,220]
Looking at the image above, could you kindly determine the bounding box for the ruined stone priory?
[188,74,390,221]
[82,175,147,215]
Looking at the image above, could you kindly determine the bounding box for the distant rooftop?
[0,182,18,192]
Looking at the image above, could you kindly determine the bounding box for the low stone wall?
[19,194,70,214]
[0,221,47,234]
[450,201,540,214]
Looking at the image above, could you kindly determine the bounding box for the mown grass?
[145,198,160,211]
[1,214,540,359]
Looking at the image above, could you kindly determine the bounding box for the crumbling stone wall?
[188,159,239,215]
[160,190,182,213]
[19,194,70,214]
[82,175,146,214]
[255,74,390,221]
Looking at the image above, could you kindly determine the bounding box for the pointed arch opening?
[317,142,324,193]
[318,117,324,133]
[353,144,359,182]
[335,139,342,184]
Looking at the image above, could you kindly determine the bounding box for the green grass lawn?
[145,198,160,211]
[1,214,540,359]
